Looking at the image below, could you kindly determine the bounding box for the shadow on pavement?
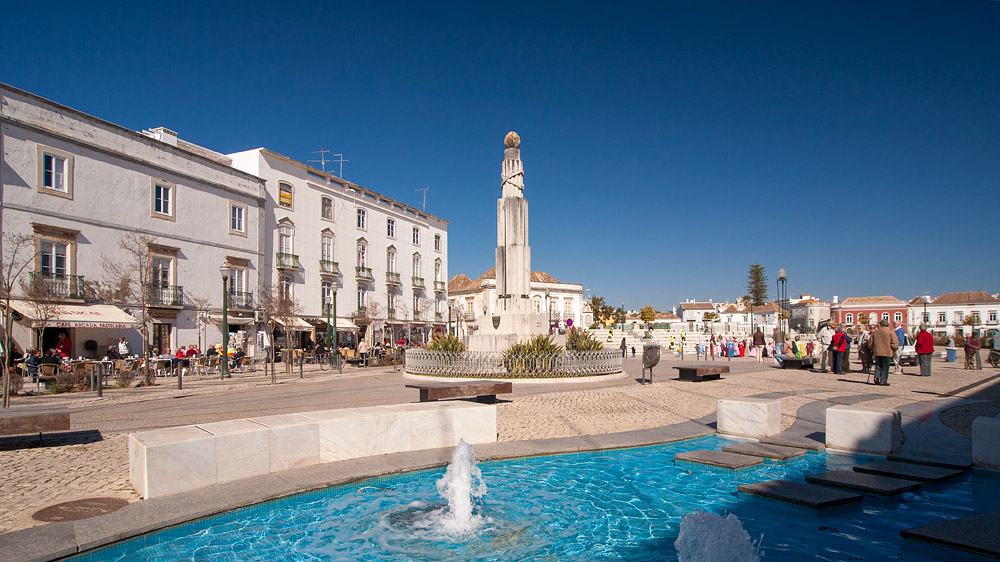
[0,429,104,451]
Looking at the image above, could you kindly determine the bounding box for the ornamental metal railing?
[28,272,85,300]
[355,266,373,281]
[319,260,339,275]
[148,285,184,306]
[229,291,254,309]
[412,276,425,289]
[404,349,622,378]
[434,280,446,292]
[386,272,401,285]
[275,253,300,270]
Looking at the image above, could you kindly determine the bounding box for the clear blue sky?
[4,1,998,310]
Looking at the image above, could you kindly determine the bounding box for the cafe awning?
[6,299,141,329]
[275,317,314,332]
[209,315,254,326]
[316,317,358,331]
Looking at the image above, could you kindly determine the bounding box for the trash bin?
[946,348,956,362]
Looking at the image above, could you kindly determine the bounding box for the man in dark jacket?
[752,328,766,363]
[871,319,899,385]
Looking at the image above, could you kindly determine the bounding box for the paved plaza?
[2,353,998,548]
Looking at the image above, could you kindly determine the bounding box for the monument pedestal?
[467,313,550,352]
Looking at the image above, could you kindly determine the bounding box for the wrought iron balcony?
[435,312,444,321]
[319,260,339,275]
[387,308,396,319]
[28,272,85,300]
[149,285,184,307]
[413,311,421,321]
[275,253,300,270]
[229,290,254,310]
[355,266,373,282]
[386,272,401,286]
[412,276,425,289]
[434,280,446,293]
[356,305,368,317]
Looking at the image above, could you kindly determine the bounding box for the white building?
[789,295,830,332]
[447,269,584,338]
[0,84,266,356]
[228,148,449,346]
[677,301,717,323]
[908,291,999,338]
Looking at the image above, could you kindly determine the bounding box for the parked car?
[897,335,917,366]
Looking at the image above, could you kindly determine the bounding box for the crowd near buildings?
[0,83,449,358]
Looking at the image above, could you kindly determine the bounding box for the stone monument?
[467,132,550,352]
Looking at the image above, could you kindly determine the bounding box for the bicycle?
[989,349,1000,368]
[317,352,342,373]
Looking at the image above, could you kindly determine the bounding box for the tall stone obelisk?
[468,131,548,352]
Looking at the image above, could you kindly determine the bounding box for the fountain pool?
[70,435,999,561]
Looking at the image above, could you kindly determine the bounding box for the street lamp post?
[219,264,231,379]
[777,268,787,341]
[621,301,625,332]
[448,301,453,336]
[331,289,338,370]
[546,289,552,335]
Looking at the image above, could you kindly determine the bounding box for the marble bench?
[129,401,497,499]
[717,397,780,438]
[825,404,901,455]
[972,416,1000,470]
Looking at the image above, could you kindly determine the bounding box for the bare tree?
[257,282,302,381]
[100,232,155,386]
[1,233,37,407]
[19,273,61,353]
[189,295,212,353]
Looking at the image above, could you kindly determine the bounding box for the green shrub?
[115,369,136,388]
[566,329,604,351]
[425,334,465,353]
[503,335,563,375]
[6,370,23,396]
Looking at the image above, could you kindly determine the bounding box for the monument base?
[466,313,557,352]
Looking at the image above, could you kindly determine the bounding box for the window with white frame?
[435,298,442,314]
[881,312,889,321]
[152,257,172,288]
[412,253,421,276]
[434,260,441,282]
[845,313,853,324]
[413,294,420,314]
[939,312,947,323]
[955,312,963,323]
[321,234,334,262]
[357,285,367,310]
[356,240,367,267]
[321,197,333,220]
[42,153,68,192]
[388,293,396,312]
[357,208,367,229]
[387,218,395,238]
[412,227,420,245]
[972,311,981,322]
[278,182,293,208]
[434,234,441,251]
[564,300,572,316]
[894,312,902,323]
[321,280,333,309]
[387,248,396,273]
[230,203,246,234]
[278,224,294,254]
[280,274,293,300]
[228,266,246,295]
[39,240,67,276]
[989,311,997,323]
[152,181,173,218]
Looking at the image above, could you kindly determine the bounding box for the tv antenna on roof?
[331,153,349,179]
[309,149,331,172]
[415,186,429,211]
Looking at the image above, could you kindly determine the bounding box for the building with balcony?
[0,84,265,357]
[789,295,831,332]
[830,295,908,334]
[227,148,449,347]
[446,268,584,339]
[907,291,999,338]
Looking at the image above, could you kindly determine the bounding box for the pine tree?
[745,263,768,306]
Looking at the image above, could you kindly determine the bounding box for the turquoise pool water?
[73,435,999,561]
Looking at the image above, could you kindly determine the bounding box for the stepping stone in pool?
[722,442,808,460]
[887,453,971,471]
[853,460,965,483]
[674,449,762,469]
[901,509,1000,559]
[738,479,862,508]
[758,435,825,451]
[805,470,922,496]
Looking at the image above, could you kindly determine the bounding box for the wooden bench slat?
[0,406,71,436]
[673,365,730,382]
[405,380,512,403]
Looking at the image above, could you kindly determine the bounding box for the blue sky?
[3,1,998,310]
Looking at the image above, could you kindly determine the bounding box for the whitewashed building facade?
[907,291,999,338]
[0,84,266,357]
[227,148,449,346]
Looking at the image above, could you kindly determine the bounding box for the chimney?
[832,295,839,304]
[149,127,178,147]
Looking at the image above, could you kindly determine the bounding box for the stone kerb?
[971,416,1000,470]
[825,404,901,455]
[129,402,498,499]
[717,397,780,438]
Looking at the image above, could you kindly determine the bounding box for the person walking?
[892,321,906,374]
[752,328,766,363]
[842,330,853,373]
[830,325,847,374]
[915,324,934,376]
[871,319,899,386]
[818,322,836,372]
[965,333,982,370]
[620,338,627,358]
[857,325,874,373]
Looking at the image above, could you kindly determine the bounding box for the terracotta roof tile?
[931,291,999,305]
[839,296,903,305]
[449,268,563,293]
[680,302,716,310]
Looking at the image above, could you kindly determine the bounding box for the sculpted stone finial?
[504,131,520,149]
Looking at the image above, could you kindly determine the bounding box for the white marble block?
[972,416,1000,470]
[246,414,320,472]
[826,405,901,455]
[197,419,270,484]
[717,397,780,438]
[129,425,217,499]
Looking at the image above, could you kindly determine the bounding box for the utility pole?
[415,186,430,211]
[309,149,331,172]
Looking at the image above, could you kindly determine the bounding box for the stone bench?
[826,404,901,455]
[405,380,512,403]
[129,401,498,499]
[972,416,1000,470]
[674,365,729,382]
[781,357,818,370]
[0,405,70,442]
[717,397,780,438]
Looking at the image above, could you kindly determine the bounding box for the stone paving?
[1,354,997,536]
